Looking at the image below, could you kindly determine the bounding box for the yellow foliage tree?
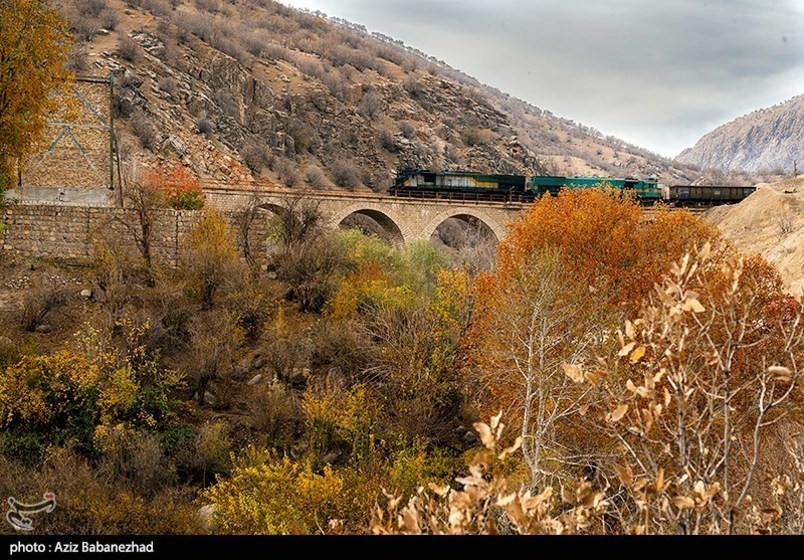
[0,351,98,429]
[0,322,183,454]
[203,448,348,534]
[184,211,245,309]
[0,0,72,192]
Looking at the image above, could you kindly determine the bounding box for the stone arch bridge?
[204,188,529,245]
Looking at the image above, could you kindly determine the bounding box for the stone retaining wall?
[22,78,113,191]
[1,204,270,266]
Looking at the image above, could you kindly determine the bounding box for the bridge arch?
[420,207,506,243]
[330,203,411,246]
[256,201,289,216]
[257,200,288,214]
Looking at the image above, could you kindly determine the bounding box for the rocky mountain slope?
[57,0,706,192]
[706,177,804,295]
[677,94,804,174]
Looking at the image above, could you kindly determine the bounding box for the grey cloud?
[283,0,804,156]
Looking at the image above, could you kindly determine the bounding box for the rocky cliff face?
[677,95,804,174]
[56,0,702,192]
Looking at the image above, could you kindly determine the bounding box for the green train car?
[528,176,662,201]
[393,169,526,194]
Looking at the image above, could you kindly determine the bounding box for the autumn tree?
[591,245,804,534]
[183,310,244,406]
[120,165,164,270]
[143,164,204,210]
[270,196,345,312]
[0,0,72,194]
[361,300,464,445]
[118,163,204,271]
[325,232,464,445]
[467,249,613,489]
[492,189,719,310]
[268,192,323,249]
[465,189,720,489]
[0,321,183,459]
[232,193,262,267]
[184,210,245,310]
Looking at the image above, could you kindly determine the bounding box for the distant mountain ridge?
[677,94,804,174]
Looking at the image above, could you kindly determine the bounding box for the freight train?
[390,169,756,206]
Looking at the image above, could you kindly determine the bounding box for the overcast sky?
[281,0,804,157]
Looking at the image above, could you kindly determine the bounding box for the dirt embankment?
[706,177,804,295]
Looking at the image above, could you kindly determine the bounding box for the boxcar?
[667,185,756,205]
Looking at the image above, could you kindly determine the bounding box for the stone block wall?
[1,204,271,267]
[21,79,113,191]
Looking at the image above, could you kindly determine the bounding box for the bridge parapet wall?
[203,188,526,244]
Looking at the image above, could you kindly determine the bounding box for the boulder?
[287,368,307,387]
[165,135,187,157]
[322,450,341,465]
[196,505,217,531]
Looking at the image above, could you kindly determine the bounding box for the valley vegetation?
[0,186,801,535]
[1,1,802,537]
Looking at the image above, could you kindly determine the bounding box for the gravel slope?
[706,177,804,295]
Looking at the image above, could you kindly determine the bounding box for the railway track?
[389,189,722,212]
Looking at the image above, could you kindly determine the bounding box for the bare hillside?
[53,0,708,192]
[677,94,804,174]
[706,177,804,294]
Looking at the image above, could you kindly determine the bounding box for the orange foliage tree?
[492,188,719,309]
[464,189,720,488]
[461,188,804,532]
[122,164,203,270]
[143,164,204,210]
[587,244,803,534]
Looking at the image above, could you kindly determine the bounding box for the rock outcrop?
[677,95,804,174]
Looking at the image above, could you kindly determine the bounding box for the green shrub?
[175,191,204,210]
[0,428,45,467]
